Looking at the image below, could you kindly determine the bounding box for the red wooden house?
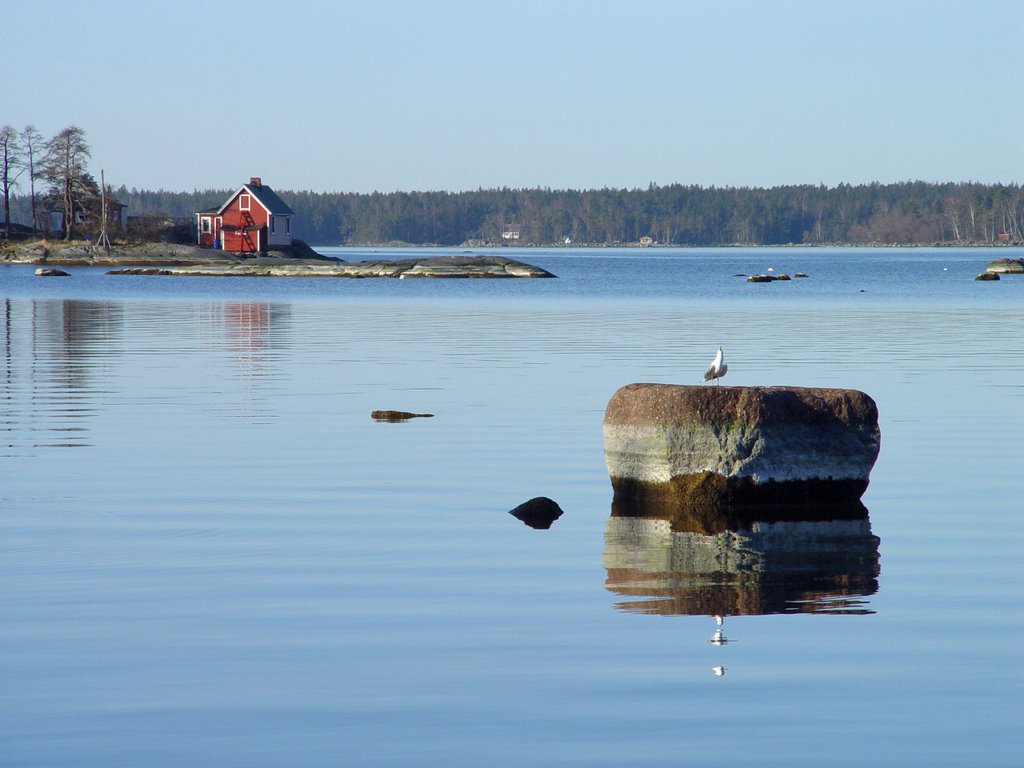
[196,177,294,253]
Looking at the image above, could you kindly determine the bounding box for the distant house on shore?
[196,177,293,253]
[45,195,127,239]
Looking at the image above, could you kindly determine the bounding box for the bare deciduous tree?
[41,125,91,241]
[1,124,24,239]
[20,125,43,236]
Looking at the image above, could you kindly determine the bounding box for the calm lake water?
[2,247,1022,767]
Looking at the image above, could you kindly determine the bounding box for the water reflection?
[223,302,276,349]
[0,299,293,455]
[0,299,121,452]
[603,507,880,616]
[192,301,289,425]
[209,302,290,376]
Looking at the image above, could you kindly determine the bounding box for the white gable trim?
[216,184,273,216]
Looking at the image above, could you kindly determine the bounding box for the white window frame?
[239,194,251,211]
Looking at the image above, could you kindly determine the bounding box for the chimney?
[249,176,262,187]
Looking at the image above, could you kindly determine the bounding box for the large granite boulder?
[603,384,880,527]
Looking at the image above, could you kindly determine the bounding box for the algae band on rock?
[602,384,880,530]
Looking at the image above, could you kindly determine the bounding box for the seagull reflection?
[708,615,730,646]
[604,504,880,681]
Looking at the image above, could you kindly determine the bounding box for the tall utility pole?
[96,169,111,254]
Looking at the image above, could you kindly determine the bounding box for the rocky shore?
[2,240,555,278]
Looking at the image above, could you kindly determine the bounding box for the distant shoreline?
[325,241,1024,250]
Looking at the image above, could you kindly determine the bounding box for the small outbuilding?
[196,177,293,254]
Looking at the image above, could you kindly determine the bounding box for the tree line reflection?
[0,299,288,454]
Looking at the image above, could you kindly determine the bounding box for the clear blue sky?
[8,0,1022,194]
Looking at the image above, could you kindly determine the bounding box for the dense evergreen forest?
[10,181,1024,247]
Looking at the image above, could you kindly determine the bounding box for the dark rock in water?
[34,268,70,277]
[975,271,1000,281]
[509,497,564,529]
[370,410,434,421]
[747,274,775,283]
[795,272,809,278]
[985,257,1023,274]
[773,273,792,281]
[603,384,880,532]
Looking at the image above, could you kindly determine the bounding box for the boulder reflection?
[603,503,880,616]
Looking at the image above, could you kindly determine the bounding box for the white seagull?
[703,346,728,385]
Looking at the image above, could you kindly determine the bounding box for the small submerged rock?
[370,410,434,422]
[34,268,70,277]
[975,272,1000,281]
[747,272,796,282]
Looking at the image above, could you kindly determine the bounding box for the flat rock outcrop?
[4,240,553,278]
[109,254,554,278]
[985,257,1024,274]
[603,384,880,525]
